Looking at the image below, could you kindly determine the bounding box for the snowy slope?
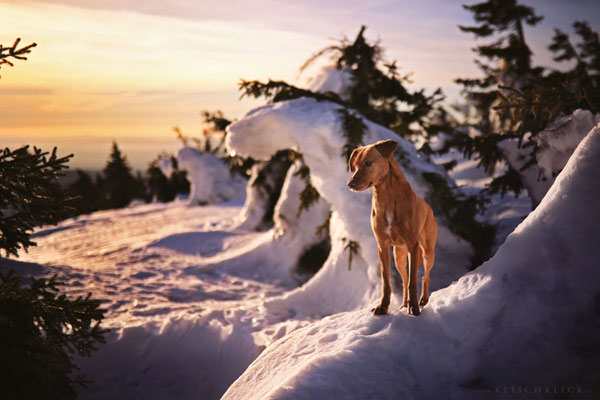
[222,124,600,399]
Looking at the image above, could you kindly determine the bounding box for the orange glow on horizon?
[0,1,324,139]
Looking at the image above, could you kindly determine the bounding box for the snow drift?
[223,123,600,399]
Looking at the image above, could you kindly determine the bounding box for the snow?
[535,109,600,181]
[3,90,597,398]
[306,65,353,100]
[237,154,291,231]
[222,115,600,400]
[175,147,245,205]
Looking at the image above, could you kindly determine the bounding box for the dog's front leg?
[372,244,391,315]
[393,245,409,308]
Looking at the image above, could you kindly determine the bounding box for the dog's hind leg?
[419,214,437,307]
[393,245,409,308]
[372,244,391,315]
[408,242,422,316]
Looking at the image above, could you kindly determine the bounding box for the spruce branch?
[341,237,360,271]
[0,38,37,70]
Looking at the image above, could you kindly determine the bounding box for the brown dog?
[347,139,437,316]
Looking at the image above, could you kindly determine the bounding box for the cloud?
[0,86,54,95]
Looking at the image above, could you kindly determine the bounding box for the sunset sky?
[1,0,598,169]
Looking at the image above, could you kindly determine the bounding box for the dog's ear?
[375,140,397,158]
[349,147,361,172]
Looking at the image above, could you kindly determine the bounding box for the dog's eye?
[365,161,372,167]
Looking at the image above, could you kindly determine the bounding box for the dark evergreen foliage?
[0,271,107,400]
[495,20,600,138]
[0,146,73,257]
[290,153,321,218]
[301,26,445,140]
[239,79,343,105]
[338,108,367,165]
[0,38,36,73]
[99,142,145,209]
[452,0,545,198]
[341,237,360,271]
[146,157,190,203]
[67,170,102,215]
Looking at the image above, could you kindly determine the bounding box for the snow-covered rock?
[176,147,245,205]
[223,114,600,400]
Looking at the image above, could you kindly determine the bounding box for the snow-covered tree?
[452,0,544,200]
[238,26,496,265]
[452,1,600,208]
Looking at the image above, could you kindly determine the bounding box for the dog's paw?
[371,305,389,315]
[408,304,420,316]
[419,297,429,307]
[401,300,409,309]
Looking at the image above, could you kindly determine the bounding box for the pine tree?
[496,20,600,136]
[0,40,106,399]
[452,0,544,199]
[100,142,142,209]
[0,146,73,257]
[0,272,108,400]
[239,26,496,265]
[67,170,102,215]
[454,2,600,207]
[146,157,190,203]
[241,26,445,153]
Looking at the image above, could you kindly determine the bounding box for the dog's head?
[347,139,398,191]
